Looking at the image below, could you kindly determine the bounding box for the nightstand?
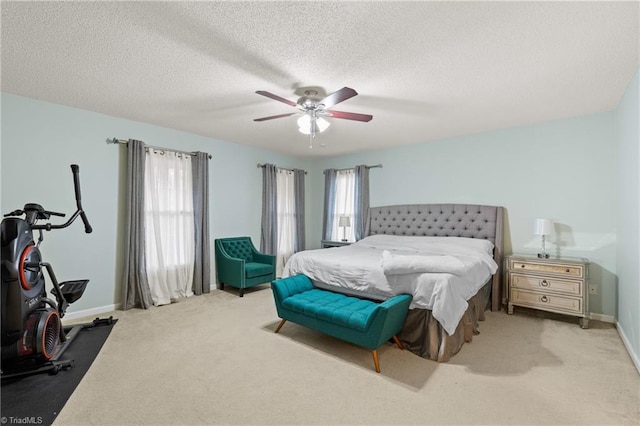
[321,240,352,248]
[506,255,590,328]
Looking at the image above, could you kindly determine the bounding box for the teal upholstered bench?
[271,274,412,373]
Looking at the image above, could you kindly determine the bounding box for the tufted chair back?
[220,239,254,262]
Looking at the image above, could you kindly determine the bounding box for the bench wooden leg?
[274,319,287,333]
[392,335,404,350]
[371,350,381,373]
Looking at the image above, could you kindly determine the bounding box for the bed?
[282,204,504,362]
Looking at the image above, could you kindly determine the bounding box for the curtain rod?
[257,163,307,175]
[108,138,212,159]
[323,164,383,173]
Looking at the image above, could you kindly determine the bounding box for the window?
[144,150,195,305]
[323,165,370,242]
[276,169,296,276]
[261,163,305,276]
[330,169,355,242]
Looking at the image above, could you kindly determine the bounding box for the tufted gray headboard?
[365,204,504,311]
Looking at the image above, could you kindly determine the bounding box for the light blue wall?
[0,93,311,314]
[311,112,618,319]
[616,68,639,366]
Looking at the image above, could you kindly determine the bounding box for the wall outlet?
[589,285,597,295]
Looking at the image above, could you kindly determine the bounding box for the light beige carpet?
[55,285,639,425]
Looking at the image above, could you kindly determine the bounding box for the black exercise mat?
[1,319,117,425]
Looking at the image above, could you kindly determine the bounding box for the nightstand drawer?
[510,273,583,297]
[510,289,583,315]
[510,261,584,278]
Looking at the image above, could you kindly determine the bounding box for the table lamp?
[339,216,351,242]
[534,218,554,258]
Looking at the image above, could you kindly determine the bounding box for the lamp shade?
[297,114,331,135]
[315,116,331,132]
[339,216,351,227]
[297,114,311,128]
[534,218,554,236]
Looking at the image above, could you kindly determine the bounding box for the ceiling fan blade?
[327,110,373,122]
[255,90,297,107]
[319,87,358,108]
[253,112,298,122]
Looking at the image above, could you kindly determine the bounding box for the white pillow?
[355,234,494,254]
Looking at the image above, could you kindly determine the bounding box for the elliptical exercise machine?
[1,164,95,378]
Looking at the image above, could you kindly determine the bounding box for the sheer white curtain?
[144,150,195,306]
[276,169,296,276]
[330,169,355,242]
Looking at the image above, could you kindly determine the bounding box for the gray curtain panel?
[322,169,337,241]
[121,139,153,310]
[354,165,370,241]
[293,168,305,252]
[191,152,211,295]
[260,163,278,254]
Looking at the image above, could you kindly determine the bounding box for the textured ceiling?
[1,1,638,158]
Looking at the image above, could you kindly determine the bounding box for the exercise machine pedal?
[52,279,89,303]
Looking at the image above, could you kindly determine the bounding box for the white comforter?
[282,234,498,335]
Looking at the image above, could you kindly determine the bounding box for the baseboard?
[590,312,615,323]
[63,303,120,321]
[616,322,640,375]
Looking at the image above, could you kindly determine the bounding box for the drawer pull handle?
[541,280,550,287]
[566,268,570,273]
[540,295,549,303]
[521,264,526,268]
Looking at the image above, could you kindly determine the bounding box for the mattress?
[282,234,498,335]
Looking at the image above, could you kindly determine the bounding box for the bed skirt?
[398,280,492,362]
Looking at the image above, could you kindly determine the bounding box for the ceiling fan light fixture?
[297,114,311,130]
[297,114,330,135]
[298,125,312,135]
[316,116,330,132]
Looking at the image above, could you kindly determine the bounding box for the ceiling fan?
[253,87,373,148]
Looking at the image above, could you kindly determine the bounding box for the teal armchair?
[214,237,276,297]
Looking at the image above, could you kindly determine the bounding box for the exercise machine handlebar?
[71,164,92,234]
[29,164,92,233]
